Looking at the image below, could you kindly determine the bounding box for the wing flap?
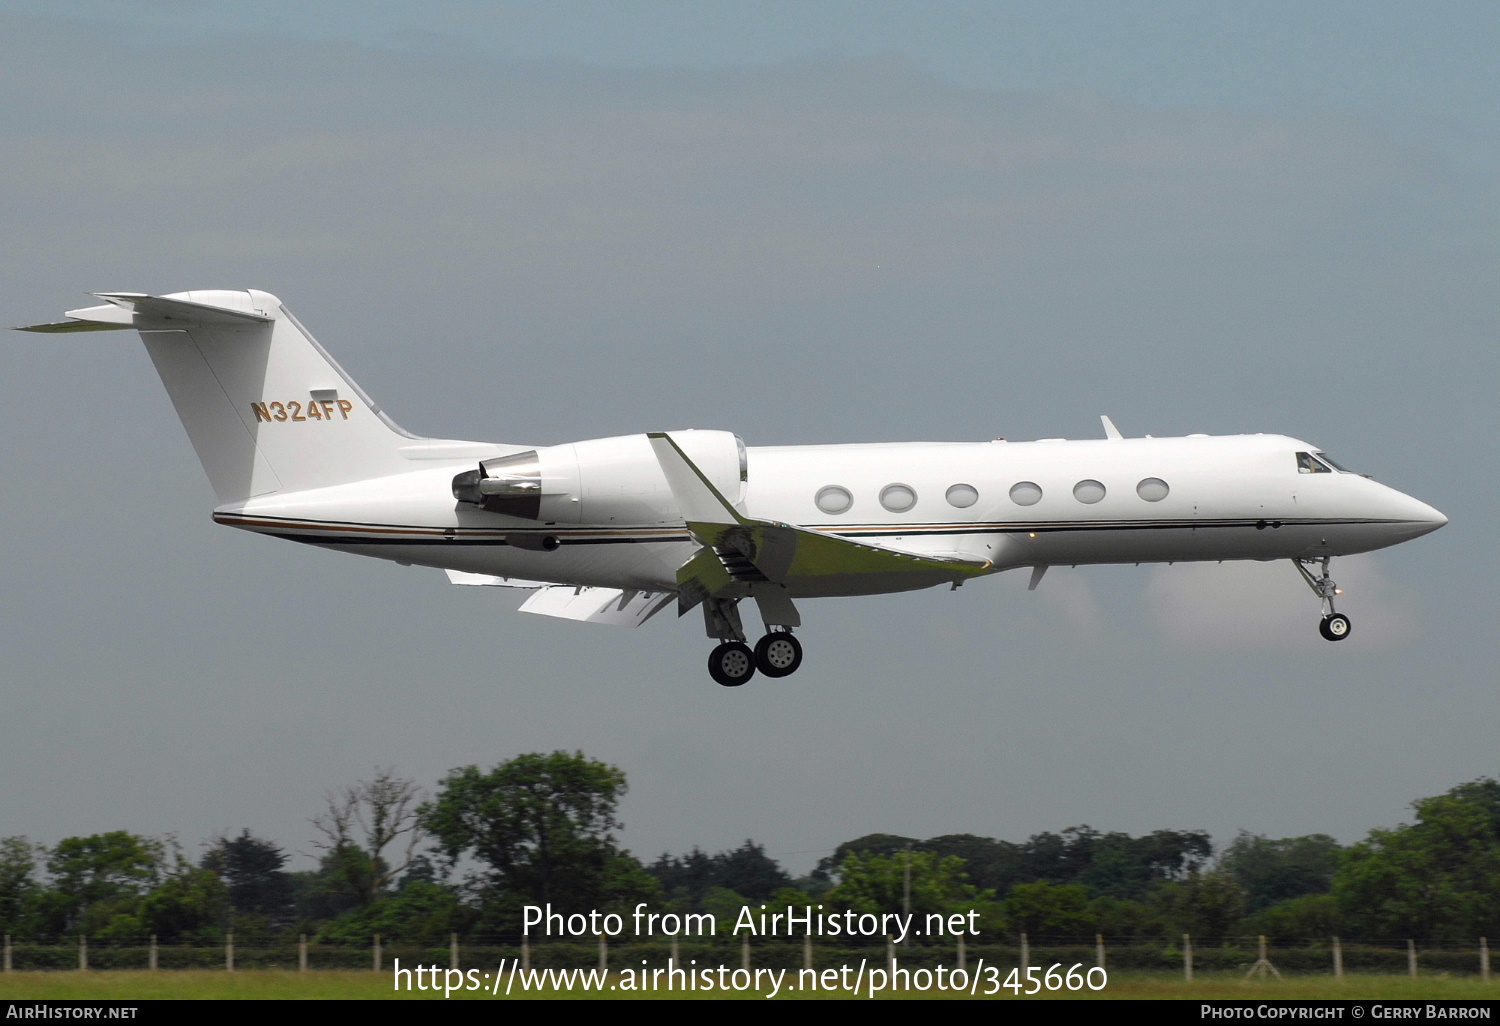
[443,570,550,589]
[519,586,673,627]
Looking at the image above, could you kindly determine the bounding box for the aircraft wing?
[648,432,991,612]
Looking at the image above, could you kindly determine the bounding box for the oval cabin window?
[1136,478,1170,502]
[946,483,979,508]
[1073,480,1106,504]
[879,484,917,513]
[815,485,853,515]
[1009,482,1043,506]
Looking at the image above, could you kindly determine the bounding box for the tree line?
[2,757,1496,947]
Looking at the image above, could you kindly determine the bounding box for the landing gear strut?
[1293,557,1352,642]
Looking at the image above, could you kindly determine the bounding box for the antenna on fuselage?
[1100,415,1123,440]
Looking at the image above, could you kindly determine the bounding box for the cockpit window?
[1315,452,1352,473]
[1296,451,1351,474]
[1296,452,1329,474]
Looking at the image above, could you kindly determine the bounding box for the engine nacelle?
[453,430,745,525]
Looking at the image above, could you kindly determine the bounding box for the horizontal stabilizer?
[16,292,272,333]
[520,586,673,627]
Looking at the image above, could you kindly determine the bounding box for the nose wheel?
[1319,613,1352,641]
[1294,558,1352,642]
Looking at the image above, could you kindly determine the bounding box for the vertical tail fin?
[19,290,417,503]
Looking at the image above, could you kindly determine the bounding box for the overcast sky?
[1,1,1495,878]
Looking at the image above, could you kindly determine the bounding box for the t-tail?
[18,290,421,503]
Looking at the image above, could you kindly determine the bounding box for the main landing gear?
[703,593,805,687]
[1293,557,1352,642]
[707,632,804,687]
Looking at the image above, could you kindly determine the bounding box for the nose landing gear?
[1294,557,1352,642]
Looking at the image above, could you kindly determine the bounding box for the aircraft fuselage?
[213,431,1445,598]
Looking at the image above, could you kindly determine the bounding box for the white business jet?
[20,290,1447,686]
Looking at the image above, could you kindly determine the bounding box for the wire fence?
[0,932,1493,978]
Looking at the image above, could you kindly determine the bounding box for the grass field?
[0,970,1495,1000]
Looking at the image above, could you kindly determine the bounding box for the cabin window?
[880,483,917,513]
[1009,481,1043,506]
[946,483,979,508]
[1136,478,1170,502]
[1073,480,1106,504]
[815,485,853,515]
[1296,451,1331,474]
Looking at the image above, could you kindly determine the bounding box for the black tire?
[1319,613,1352,642]
[708,642,756,687]
[754,633,803,678]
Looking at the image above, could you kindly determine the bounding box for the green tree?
[649,839,791,909]
[0,837,43,936]
[202,831,295,927]
[139,844,227,945]
[1334,778,1500,941]
[827,850,999,929]
[1220,831,1342,912]
[1171,869,1246,947]
[422,751,633,910]
[292,843,374,923]
[312,769,426,907]
[1086,894,1164,944]
[811,834,917,882]
[1003,881,1093,938]
[33,832,165,941]
[319,880,474,946]
[1242,894,1340,943]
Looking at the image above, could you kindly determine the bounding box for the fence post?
[373,934,381,973]
[1332,936,1342,980]
[1096,933,1105,970]
[1183,933,1193,982]
[451,932,459,971]
[3,934,10,972]
[1408,939,1417,979]
[804,932,812,971]
[225,930,234,971]
[79,935,87,972]
[1020,932,1029,971]
[598,933,607,971]
[1482,937,1490,984]
[886,935,895,974]
[670,936,678,970]
[957,934,966,972]
[299,933,308,972]
[522,933,530,972]
[149,934,158,972]
[743,933,751,971]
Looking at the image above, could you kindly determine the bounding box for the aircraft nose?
[1384,488,1448,540]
